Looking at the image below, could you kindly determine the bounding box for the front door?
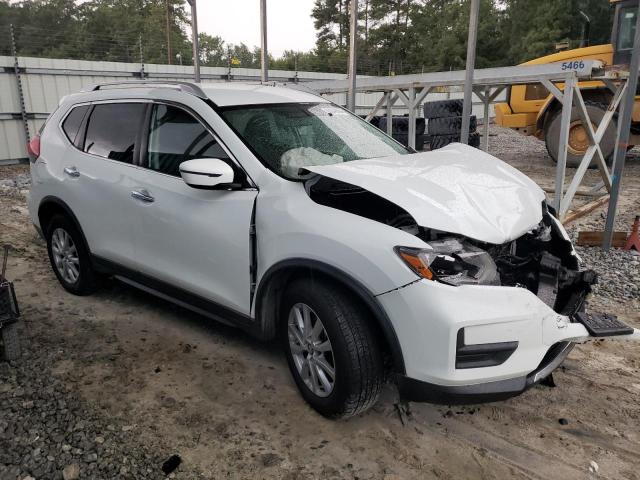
[132,103,258,317]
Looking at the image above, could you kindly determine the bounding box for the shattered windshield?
[221,103,410,180]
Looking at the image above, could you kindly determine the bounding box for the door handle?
[63,166,80,178]
[131,189,155,203]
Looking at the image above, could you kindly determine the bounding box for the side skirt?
[92,255,256,332]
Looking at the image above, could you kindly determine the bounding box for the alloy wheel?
[287,302,336,397]
[51,227,80,284]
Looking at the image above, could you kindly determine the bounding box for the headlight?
[395,238,499,286]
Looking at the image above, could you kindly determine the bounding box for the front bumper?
[398,341,573,404]
[377,278,638,403]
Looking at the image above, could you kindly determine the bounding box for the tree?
[2,0,620,75]
[198,33,225,66]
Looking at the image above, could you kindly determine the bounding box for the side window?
[84,103,146,164]
[146,104,230,177]
[62,105,89,148]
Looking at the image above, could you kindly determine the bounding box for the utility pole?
[187,0,200,82]
[10,24,30,147]
[603,1,640,249]
[460,0,479,144]
[165,0,172,64]
[139,34,145,78]
[260,0,268,82]
[347,0,358,112]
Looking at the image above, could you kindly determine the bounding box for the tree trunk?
[339,0,343,48]
[364,0,369,44]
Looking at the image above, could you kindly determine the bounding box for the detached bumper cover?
[398,341,574,404]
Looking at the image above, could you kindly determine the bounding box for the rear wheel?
[45,214,99,295]
[544,102,616,168]
[282,279,383,419]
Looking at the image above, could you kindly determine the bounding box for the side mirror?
[179,158,236,190]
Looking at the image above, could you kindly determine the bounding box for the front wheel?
[282,279,383,419]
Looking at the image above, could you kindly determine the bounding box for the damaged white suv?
[28,81,638,418]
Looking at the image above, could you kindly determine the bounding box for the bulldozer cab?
[611,0,638,65]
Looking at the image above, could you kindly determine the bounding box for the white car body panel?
[133,171,257,315]
[30,103,139,267]
[253,179,426,302]
[306,144,546,244]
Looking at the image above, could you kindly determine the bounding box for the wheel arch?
[254,258,406,375]
[38,196,93,256]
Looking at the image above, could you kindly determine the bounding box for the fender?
[255,258,406,374]
[37,196,93,259]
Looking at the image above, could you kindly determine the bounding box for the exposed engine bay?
[306,176,597,316]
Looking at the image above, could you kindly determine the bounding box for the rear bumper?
[397,341,574,404]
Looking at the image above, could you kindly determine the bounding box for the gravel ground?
[0,352,174,480]
[0,126,639,480]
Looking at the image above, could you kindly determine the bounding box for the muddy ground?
[1,126,639,479]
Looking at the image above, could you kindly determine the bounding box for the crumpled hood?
[305,143,545,244]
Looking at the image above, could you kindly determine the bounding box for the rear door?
[65,101,148,268]
[132,102,258,316]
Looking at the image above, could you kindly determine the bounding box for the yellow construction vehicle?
[495,0,639,166]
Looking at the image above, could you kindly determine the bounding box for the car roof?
[69,81,328,108]
[199,82,329,107]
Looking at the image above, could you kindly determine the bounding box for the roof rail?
[82,81,208,99]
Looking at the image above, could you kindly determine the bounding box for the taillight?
[27,135,41,158]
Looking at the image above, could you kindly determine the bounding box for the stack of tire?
[424,99,480,150]
[378,116,426,151]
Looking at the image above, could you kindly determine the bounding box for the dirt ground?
[1,127,640,480]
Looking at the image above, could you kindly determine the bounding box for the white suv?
[27,81,636,418]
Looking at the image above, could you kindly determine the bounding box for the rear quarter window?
[61,105,90,148]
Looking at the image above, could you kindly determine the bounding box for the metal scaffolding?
[306,60,633,227]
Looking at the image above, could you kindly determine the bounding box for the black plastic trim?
[398,341,574,405]
[91,255,254,330]
[255,258,406,374]
[180,170,222,177]
[455,329,518,369]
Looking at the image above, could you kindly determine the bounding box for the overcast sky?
[196,0,318,57]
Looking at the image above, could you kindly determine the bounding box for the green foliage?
[304,0,617,75]
[0,0,620,73]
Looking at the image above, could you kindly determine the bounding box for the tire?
[544,102,616,168]
[428,115,477,135]
[282,278,383,419]
[1,322,20,361]
[430,132,481,150]
[424,99,463,119]
[45,214,99,295]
